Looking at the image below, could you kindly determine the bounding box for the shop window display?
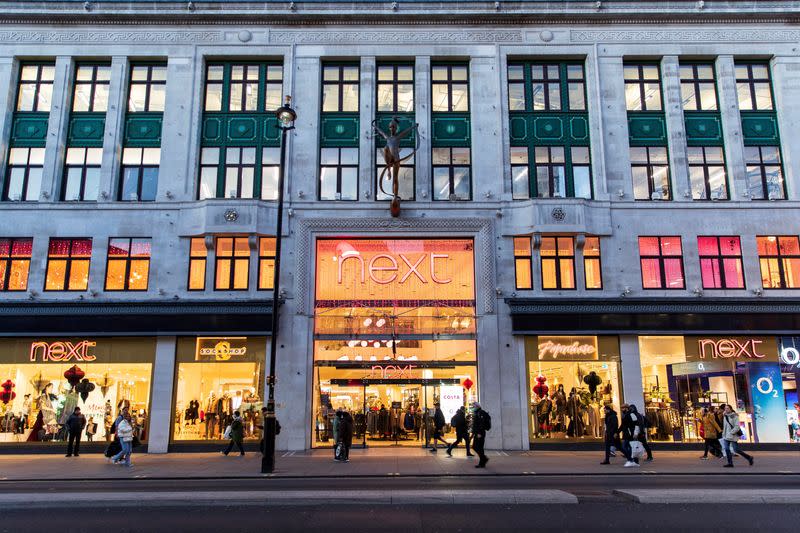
[639,335,789,443]
[525,336,621,442]
[0,338,154,445]
[172,337,265,441]
[312,238,478,448]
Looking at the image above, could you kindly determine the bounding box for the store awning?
[507,298,800,335]
[0,301,273,336]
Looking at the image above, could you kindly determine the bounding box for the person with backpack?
[619,403,645,467]
[446,405,472,457]
[221,410,245,456]
[721,404,754,468]
[110,412,134,467]
[634,405,654,462]
[428,402,450,452]
[470,402,491,468]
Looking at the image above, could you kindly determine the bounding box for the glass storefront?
[778,338,800,443]
[639,335,794,443]
[172,336,265,442]
[525,336,622,443]
[0,337,154,445]
[312,238,478,448]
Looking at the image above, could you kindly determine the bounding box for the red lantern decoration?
[533,375,549,399]
[0,379,16,404]
[462,377,473,391]
[64,365,85,389]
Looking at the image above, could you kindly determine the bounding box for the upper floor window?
[757,236,800,289]
[258,237,276,290]
[128,64,166,112]
[541,236,575,290]
[105,238,151,291]
[215,237,250,291]
[322,65,359,113]
[4,147,44,202]
[630,146,670,201]
[188,237,208,291]
[432,147,470,201]
[680,64,718,111]
[624,64,662,111]
[72,64,111,112]
[63,147,101,201]
[223,147,257,199]
[44,238,92,291]
[639,236,684,289]
[698,236,744,289]
[0,238,33,291]
[431,65,469,112]
[377,64,414,113]
[687,146,727,200]
[120,148,159,201]
[376,150,415,201]
[198,147,280,200]
[513,237,532,290]
[736,63,773,111]
[17,64,54,112]
[745,146,785,200]
[204,63,283,112]
[584,236,603,290]
[508,63,586,112]
[320,147,358,201]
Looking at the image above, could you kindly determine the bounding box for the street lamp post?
[262,96,296,474]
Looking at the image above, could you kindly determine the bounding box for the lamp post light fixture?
[262,96,296,474]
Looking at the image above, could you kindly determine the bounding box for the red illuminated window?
[45,238,92,291]
[698,236,744,289]
[639,236,684,289]
[757,236,800,289]
[105,238,151,291]
[0,238,33,291]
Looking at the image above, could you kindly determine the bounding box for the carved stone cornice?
[294,216,496,316]
[570,28,800,43]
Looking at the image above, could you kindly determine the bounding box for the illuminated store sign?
[195,337,248,361]
[695,338,771,360]
[369,364,417,379]
[536,336,598,360]
[315,239,475,303]
[29,340,97,362]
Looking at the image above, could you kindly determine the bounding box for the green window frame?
[679,63,718,111]
[72,64,111,113]
[736,63,774,111]
[431,64,469,112]
[17,63,55,113]
[322,64,360,113]
[624,63,663,112]
[128,63,167,113]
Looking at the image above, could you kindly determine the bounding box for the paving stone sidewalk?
[1,449,798,480]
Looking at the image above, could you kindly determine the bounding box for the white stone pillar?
[359,57,375,201]
[414,56,431,202]
[98,56,128,203]
[40,56,73,202]
[158,55,200,201]
[661,56,690,201]
[147,336,177,453]
[0,57,18,187]
[470,56,504,201]
[716,55,748,200]
[289,56,321,202]
[596,54,632,202]
[619,335,644,409]
[771,55,800,200]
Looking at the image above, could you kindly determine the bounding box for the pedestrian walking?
[700,407,723,459]
[470,402,491,468]
[428,402,449,452]
[631,405,654,462]
[619,403,646,467]
[446,405,473,457]
[721,404,754,468]
[715,404,728,459]
[65,407,86,457]
[335,409,354,462]
[110,412,134,467]
[600,404,619,464]
[257,406,281,455]
[222,410,245,456]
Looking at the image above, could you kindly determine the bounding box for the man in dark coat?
[65,407,86,457]
[222,410,245,456]
[470,402,491,468]
[600,405,620,464]
[429,402,449,452]
[446,406,473,457]
[337,410,354,462]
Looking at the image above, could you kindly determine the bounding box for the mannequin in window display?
[566,388,584,437]
[103,400,114,442]
[204,392,218,439]
[184,400,199,425]
[21,394,31,430]
[552,384,567,433]
[535,394,553,438]
[217,393,233,436]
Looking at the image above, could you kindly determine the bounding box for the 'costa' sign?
[30,340,97,362]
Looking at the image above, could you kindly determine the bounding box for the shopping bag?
[629,440,645,459]
[104,439,121,458]
[334,442,345,461]
[223,425,232,439]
